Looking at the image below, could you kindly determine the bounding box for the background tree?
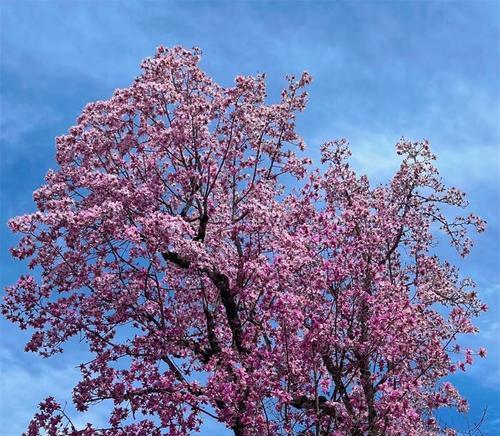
[3,47,487,436]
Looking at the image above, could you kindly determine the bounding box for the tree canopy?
[3,46,487,436]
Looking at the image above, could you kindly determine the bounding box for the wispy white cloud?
[0,345,109,435]
[0,100,61,145]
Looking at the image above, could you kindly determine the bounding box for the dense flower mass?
[3,46,487,436]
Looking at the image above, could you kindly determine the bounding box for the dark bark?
[161,251,247,355]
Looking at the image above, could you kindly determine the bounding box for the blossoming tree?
[3,47,487,436]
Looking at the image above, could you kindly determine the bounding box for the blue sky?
[1,1,499,434]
